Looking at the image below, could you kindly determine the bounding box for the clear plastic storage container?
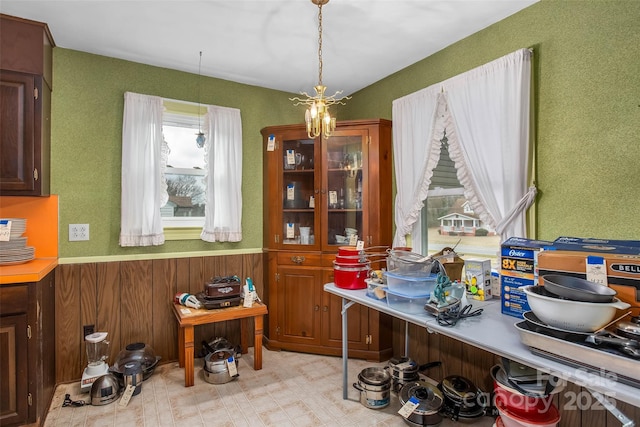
[385,289,430,314]
[365,279,388,301]
[384,270,438,296]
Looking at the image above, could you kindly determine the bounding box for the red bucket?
[333,261,370,290]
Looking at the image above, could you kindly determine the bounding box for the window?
[421,134,501,268]
[120,92,243,246]
[161,109,206,229]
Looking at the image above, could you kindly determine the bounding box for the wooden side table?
[171,301,268,387]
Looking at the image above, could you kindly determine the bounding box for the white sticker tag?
[286,149,296,165]
[267,134,276,151]
[398,396,419,418]
[286,223,295,239]
[118,384,136,407]
[0,220,11,242]
[329,191,337,206]
[394,360,415,370]
[356,240,365,250]
[287,184,295,201]
[349,235,358,246]
[243,291,254,307]
[180,308,191,315]
[226,357,238,377]
[586,256,607,285]
[309,196,315,208]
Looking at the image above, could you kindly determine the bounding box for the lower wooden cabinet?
[0,271,55,427]
[264,252,393,361]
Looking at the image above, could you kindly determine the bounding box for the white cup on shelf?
[300,227,311,244]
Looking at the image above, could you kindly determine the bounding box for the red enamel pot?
[333,261,370,290]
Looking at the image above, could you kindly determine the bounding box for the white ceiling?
[1,0,538,96]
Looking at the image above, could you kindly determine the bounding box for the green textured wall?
[342,0,640,241]
[52,0,640,259]
[52,50,301,258]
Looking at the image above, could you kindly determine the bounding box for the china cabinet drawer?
[277,252,322,267]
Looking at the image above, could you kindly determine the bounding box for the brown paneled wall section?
[54,253,265,384]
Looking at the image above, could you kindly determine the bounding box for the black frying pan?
[540,274,616,303]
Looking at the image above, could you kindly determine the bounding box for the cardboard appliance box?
[537,250,640,317]
[500,237,553,318]
[464,258,492,301]
[552,237,640,255]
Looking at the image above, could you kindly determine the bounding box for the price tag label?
[243,290,255,307]
[180,308,191,315]
[0,220,11,242]
[286,223,295,239]
[118,384,136,407]
[349,235,358,246]
[329,191,337,206]
[267,134,276,151]
[586,256,607,285]
[226,357,238,377]
[398,396,419,418]
[287,184,295,201]
[309,196,315,208]
[286,149,296,166]
[356,240,365,250]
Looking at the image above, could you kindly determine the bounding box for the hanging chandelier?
[290,0,350,139]
[195,50,206,148]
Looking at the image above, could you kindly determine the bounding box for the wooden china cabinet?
[262,119,393,361]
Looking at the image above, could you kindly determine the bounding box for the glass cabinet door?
[322,130,367,248]
[281,133,317,248]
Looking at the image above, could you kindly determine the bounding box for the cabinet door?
[0,313,28,426]
[0,71,37,194]
[321,268,370,350]
[275,266,322,346]
[321,128,368,249]
[263,126,320,250]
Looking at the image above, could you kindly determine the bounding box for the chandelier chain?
[317,2,323,86]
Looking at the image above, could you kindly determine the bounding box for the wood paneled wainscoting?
[392,319,639,427]
[54,252,265,384]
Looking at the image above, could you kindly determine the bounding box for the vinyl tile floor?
[44,348,497,427]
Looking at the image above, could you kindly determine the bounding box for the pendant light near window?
[195,50,206,148]
[290,0,350,139]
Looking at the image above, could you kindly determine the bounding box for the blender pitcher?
[81,332,110,392]
[86,332,109,370]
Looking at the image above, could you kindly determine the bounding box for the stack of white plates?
[0,218,34,265]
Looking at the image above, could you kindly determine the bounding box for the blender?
[81,332,110,392]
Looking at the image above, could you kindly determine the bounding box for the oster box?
[500,237,553,318]
[538,250,640,317]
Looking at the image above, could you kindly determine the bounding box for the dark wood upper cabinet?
[0,14,54,196]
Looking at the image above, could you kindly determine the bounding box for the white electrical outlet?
[69,224,90,241]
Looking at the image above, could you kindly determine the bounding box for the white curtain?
[119,92,168,246]
[391,48,534,249]
[391,85,443,251]
[200,105,243,242]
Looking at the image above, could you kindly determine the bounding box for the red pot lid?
[496,396,560,424]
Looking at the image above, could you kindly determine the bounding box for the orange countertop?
[1,195,58,284]
[0,257,57,284]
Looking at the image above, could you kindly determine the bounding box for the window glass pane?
[423,135,500,268]
[161,120,206,222]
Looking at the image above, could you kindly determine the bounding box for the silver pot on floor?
[353,367,391,409]
[398,380,444,426]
